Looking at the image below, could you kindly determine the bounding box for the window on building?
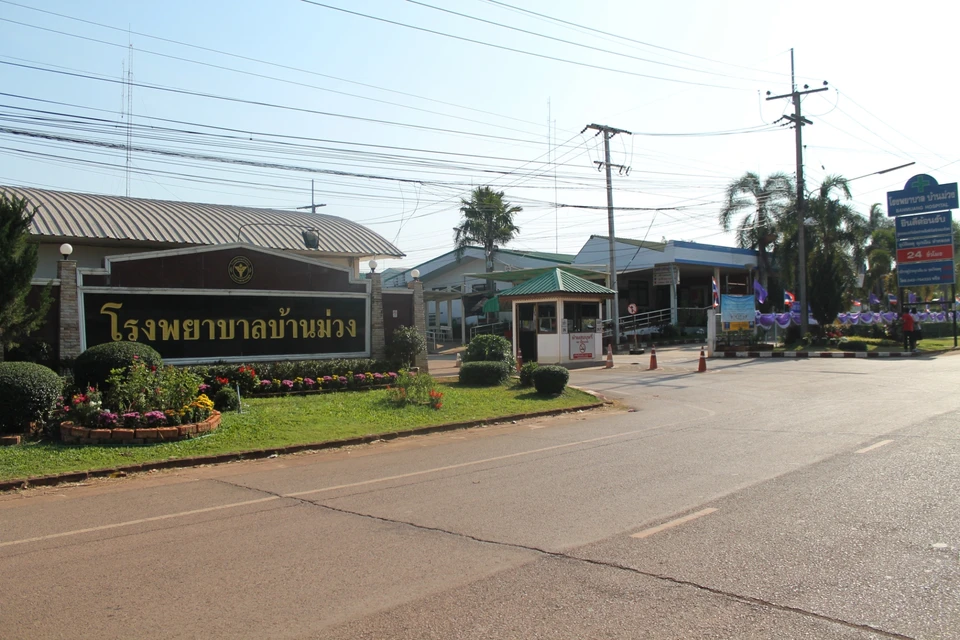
[537,303,557,334]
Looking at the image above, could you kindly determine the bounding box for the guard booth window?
[563,302,600,332]
[537,303,557,334]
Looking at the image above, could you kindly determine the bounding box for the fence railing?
[601,306,712,339]
[469,321,507,341]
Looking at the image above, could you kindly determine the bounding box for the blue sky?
[2,0,957,269]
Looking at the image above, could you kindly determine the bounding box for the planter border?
[0,403,604,492]
[58,412,221,445]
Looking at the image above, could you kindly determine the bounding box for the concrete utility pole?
[766,49,828,338]
[583,123,631,350]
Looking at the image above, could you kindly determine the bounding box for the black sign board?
[83,292,367,361]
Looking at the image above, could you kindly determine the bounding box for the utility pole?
[583,123,631,350]
[297,179,327,213]
[766,49,828,337]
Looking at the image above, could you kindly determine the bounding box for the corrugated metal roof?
[499,268,614,297]
[2,186,404,257]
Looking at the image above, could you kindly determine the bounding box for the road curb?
[719,350,931,358]
[0,402,604,493]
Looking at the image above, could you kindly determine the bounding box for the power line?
[299,0,743,90]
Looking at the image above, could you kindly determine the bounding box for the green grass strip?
[0,382,597,482]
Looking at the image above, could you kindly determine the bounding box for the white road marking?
[0,496,279,548]
[631,507,718,539]
[856,439,894,454]
[1,423,668,548]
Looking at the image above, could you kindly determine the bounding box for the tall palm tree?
[454,187,521,322]
[718,172,794,290]
[792,175,866,324]
[453,186,521,273]
[861,203,895,302]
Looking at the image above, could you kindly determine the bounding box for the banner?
[720,294,755,331]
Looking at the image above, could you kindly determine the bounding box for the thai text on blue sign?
[895,211,953,250]
[720,294,755,331]
[897,260,956,288]
[887,174,959,217]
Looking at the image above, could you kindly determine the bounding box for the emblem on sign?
[228,256,254,284]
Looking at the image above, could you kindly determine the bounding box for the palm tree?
[861,203,895,302]
[795,175,866,324]
[454,187,522,271]
[454,186,521,322]
[718,172,794,291]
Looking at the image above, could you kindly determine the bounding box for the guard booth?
[498,268,614,366]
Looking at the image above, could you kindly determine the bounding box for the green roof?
[498,268,614,298]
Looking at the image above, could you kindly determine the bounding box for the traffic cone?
[605,343,614,368]
[648,346,658,370]
[455,353,462,368]
[697,348,707,373]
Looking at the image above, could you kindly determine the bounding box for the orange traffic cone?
[648,346,658,370]
[697,348,707,373]
[605,343,614,368]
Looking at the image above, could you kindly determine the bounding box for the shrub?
[459,361,510,386]
[0,361,62,433]
[519,361,539,387]
[387,326,426,369]
[464,334,513,365]
[214,386,240,412]
[533,365,569,395]
[387,369,438,406]
[74,341,162,389]
[105,360,201,414]
[840,339,869,352]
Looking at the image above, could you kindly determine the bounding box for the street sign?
[895,211,953,250]
[896,245,954,264]
[887,174,959,217]
[626,303,638,315]
[898,260,956,288]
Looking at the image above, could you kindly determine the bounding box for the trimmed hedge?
[459,360,511,386]
[214,386,240,412]
[464,335,513,365]
[73,341,163,389]
[533,365,569,395]
[0,361,62,433]
[519,361,539,387]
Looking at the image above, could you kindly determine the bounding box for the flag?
[711,277,719,308]
[753,280,767,304]
[888,293,898,305]
[868,293,880,305]
[908,291,917,304]
[852,300,861,307]
[784,290,795,307]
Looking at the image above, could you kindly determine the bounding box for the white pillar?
[707,308,716,357]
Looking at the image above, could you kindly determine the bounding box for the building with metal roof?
[3,186,403,280]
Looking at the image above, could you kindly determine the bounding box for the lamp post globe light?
[368,259,378,273]
[59,243,73,260]
[411,269,420,281]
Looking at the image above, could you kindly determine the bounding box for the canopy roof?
[4,186,404,257]
[464,264,607,284]
[498,268,615,298]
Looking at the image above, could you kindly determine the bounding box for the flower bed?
[59,411,221,445]
[188,361,400,397]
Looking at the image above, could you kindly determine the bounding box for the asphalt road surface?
[1,347,958,639]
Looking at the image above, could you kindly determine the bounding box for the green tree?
[0,194,51,359]
[861,204,895,303]
[454,186,521,321]
[718,172,794,292]
[776,175,865,324]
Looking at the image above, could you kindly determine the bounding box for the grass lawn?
[0,382,598,482]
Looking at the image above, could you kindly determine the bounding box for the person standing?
[902,308,916,351]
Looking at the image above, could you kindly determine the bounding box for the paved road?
[1,348,958,638]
